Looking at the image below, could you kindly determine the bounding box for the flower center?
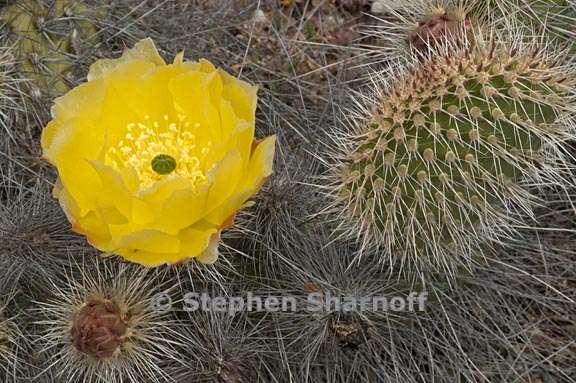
[105,114,211,190]
[151,154,177,175]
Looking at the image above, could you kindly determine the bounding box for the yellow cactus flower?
[41,38,276,267]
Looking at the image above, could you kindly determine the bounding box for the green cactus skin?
[0,0,104,96]
[331,40,575,274]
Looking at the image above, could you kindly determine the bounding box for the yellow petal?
[156,184,209,234]
[173,51,185,65]
[118,61,190,122]
[139,176,192,212]
[169,69,223,146]
[204,136,275,226]
[204,149,243,213]
[217,99,253,164]
[88,161,132,219]
[116,229,180,254]
[196,58,217,73]
[43,118,105,215]
[115,248,178,267]
[131,197,154,225]
[244,135,276,189]
[53,177,80,218]
[195,234,220,264]
[204,188,252,226]
[88,37,165,81]
[178,222,218,259]
[47,77,106,126]
[42,79,106,165]
[73,211,114,251]
[96,206,129,226]
[114,222,217,266]
[98,61,163,145]
[220,70,258,123]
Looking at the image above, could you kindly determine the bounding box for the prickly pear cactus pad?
[0,0,104,96]
[327,37,575,275]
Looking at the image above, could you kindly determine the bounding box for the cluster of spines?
[329,38,575,273]
[0,302,24,383]
[493,0,576,46]
[33,259,181,383]
[367,0,493,66]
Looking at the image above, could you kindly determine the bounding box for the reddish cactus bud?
[71,298,129,359]
[409,11,470,51]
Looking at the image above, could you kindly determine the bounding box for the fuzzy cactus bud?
[409,9,471,51]
[71,298,129,359]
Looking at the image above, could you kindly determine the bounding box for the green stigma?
[151,154,177,175]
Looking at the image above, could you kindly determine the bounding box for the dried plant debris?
[260,226,429,382]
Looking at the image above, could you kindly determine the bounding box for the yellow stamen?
[105,114,210,190]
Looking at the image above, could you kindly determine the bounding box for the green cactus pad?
[334,41,573,271]
[0,0,105,95]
